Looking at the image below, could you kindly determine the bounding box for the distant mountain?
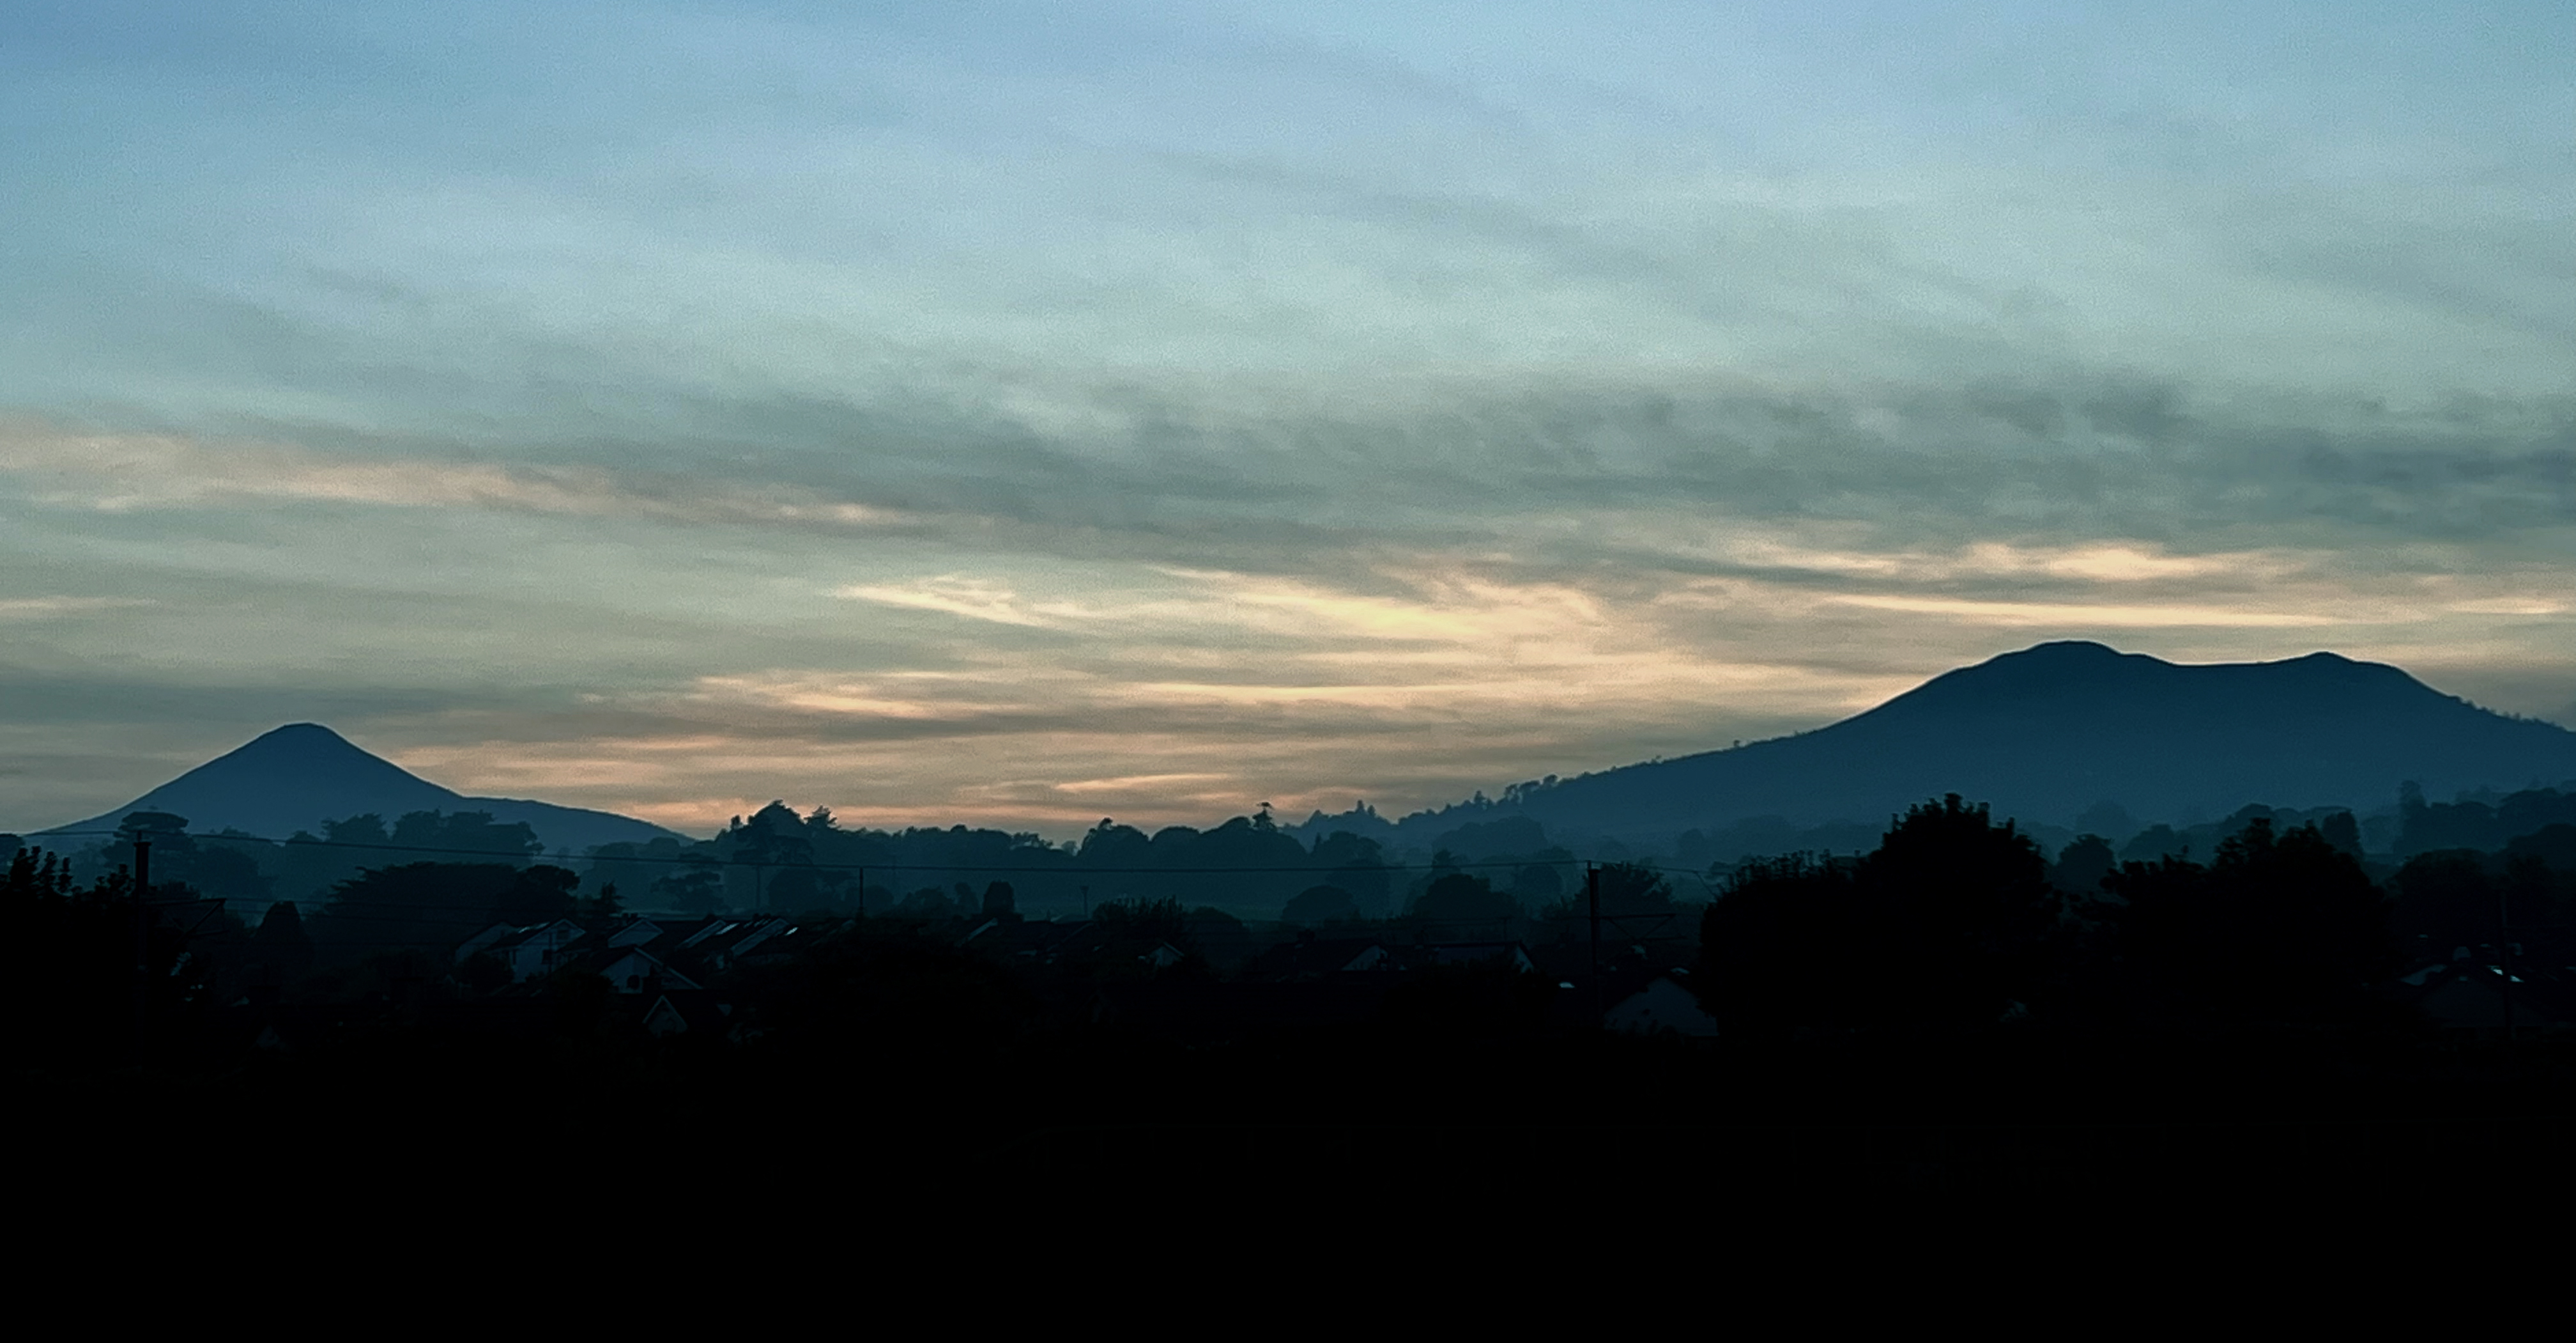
[1318,642,2576,845]
[38,723,686,854]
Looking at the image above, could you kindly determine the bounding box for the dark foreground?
[31,1009,2571,1218]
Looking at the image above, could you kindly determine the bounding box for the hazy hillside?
[39,723,685,854]
[1310,641,2576,846]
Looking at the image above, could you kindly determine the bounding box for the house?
[583,946,703,995]
[606,917,668,949]
[1245,937,1396,981]
[639,990,732,1038]
[733,922,821,969]
[456,922,517,963]
[669,917,793,973]
[478,919,591,981]
[960,917,1095,965]
[2411,965,2570,1031]
[1605,974,1719,1038]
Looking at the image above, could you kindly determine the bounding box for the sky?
[3,1,2570,839]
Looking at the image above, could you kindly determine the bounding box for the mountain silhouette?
[40,723,685,854]
[1350,641,2576,843]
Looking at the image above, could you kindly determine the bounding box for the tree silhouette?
[1411,872,1517,938]
[1281,884,1358,925]
[1849,795,2059,1028]
[1698,852,1853,1034]
[2110,818,2395,1024]
[244,899,314,991]
[1698,796,2057,1032]
[1591,862,1676,919]
[2050,834,2117,897]
[313,863,545,963]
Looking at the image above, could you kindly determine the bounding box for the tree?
[2318,811,2365,860]
[1411,872,1517,937]
[2050,834,2117,897]
[1591,862,1677,919]
[1698,852,1853,1034]
[1508,859,1567,909]
[1066,898,1205,981]
[1282,884,1358,926]
[1696,796,2057,1033]
[244,900,314,990]
[1079,818,1153,869]
[650,854,727,915]
[2110,818,2395,1024]
[312,863,533,964]
[730,801,815,911]
[390,810,542,859]
[3,847,222,1069]
[493,865,580,925]
[581,882,625,919]
[2120,824,2186,864]
[2390,850,2496,957]
[889,887,963,921]
[1850,795,2058,1028]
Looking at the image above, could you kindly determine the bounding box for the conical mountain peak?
[227,723,382,762]
[42,723,684,852]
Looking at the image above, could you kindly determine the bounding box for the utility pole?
[132,835,151,1057]
[1587,863,1602,1029]
[2499,883,2515,1042]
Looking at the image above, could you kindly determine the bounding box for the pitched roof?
[638,990,731,1036]
[1245,937,1394,981]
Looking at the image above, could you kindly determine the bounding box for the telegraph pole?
[2499,883,2515,1042]
[132,835,151,1057]
[1587,863,1602,1029]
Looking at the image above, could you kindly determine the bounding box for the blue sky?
[3,2,2570,836]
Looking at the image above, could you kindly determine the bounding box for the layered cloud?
[1,3,2568,835]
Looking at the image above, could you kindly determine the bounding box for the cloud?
[1,5,2572,834]
[832,578,1104,630]
[0,597,155,620]
[0,420,908,529]
[1823,595,2344,629]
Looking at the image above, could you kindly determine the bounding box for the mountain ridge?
[1298,641,2576,845]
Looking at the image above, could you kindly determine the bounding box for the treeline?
[24,801,1587,923]
[12,792,2570,1057]
[1704,795,2570,1034]
[1296,783,2576,876]
[19,782,2571,935]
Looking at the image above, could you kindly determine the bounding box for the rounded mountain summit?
[1389,640,2576,842]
